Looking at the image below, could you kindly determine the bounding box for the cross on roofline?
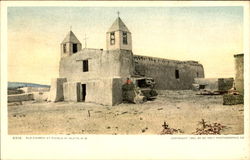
[70,26,72,31]
[83,34,88,48]
[162,122,168,129]
[117,11,120,17]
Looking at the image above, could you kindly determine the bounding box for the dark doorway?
[175,70,179,79]
[199,84,206,90]
[82,84,86,101]
[73,43,77,53]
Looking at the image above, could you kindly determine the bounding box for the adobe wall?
[234,54,244,94]
[60,78,122,106]
[85,78,123,106]
[49,78,67,102]
[59,49,134,82]
[112,78,123,105]
[218,78,234,91]
[194,78,219,91]
[194,78,234,91]
[59,48,102,82]
[63,82,81,102]
[58,48,131,105]
[99,50,123,77]
[114,50,134,78]
[133,55,204,90]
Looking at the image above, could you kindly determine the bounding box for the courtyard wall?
[133,55,204,90]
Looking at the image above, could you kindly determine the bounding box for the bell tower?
[61,30,82,58]
[106,12,132,51]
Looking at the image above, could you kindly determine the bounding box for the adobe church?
[49,15,204,105]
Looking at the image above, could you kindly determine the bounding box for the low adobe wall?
[8,93,34,103]
[21,87,50,93]
[223,94,243,105]
[194,78,234,91]
[194,78,219,91]
[33,92,49,102]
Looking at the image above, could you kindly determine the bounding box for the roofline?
[106,30,131,34]
[60,42,82,44]
[234,53,244,57]
[133,55,199,63]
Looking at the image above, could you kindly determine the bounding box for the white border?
[1,1,250,160]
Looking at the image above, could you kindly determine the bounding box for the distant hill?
[8,82,50,89]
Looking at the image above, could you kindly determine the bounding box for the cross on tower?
[117,11,120,17]
[70,26,72,31]
[83,34,88,48]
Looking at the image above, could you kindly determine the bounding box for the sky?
[7,6,243,85]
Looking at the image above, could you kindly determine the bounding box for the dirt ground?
[8,90,244,135]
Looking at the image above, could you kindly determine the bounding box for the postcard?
[1,1,249,160]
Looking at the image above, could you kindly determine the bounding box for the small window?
[123,32,128,45]
[73,43,77,53]
[175,70,179,79]
[197,72,199,77]
[83,60,88,72]
[63,44,67,53]
[110,32,115,45]
[199,85,206,89]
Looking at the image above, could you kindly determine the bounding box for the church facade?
[49,16,204,106]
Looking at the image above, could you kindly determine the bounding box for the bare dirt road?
[8,90,244,135]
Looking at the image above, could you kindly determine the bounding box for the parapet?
[234,53,244,57]
[133,55,201,66]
